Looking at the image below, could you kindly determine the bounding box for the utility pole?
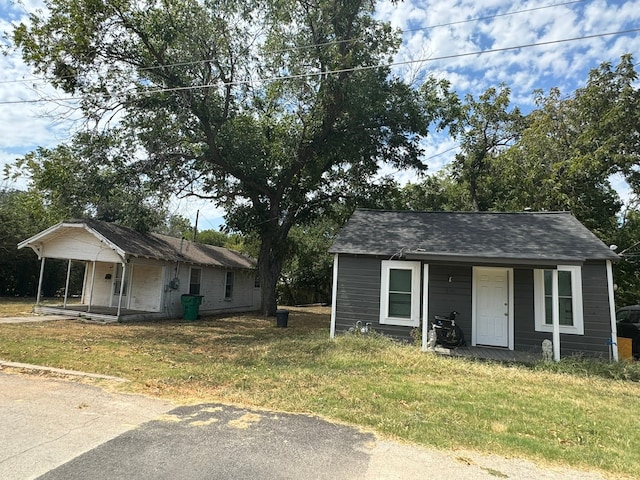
[192,209,199,242]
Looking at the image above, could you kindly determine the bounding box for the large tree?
[13,0,436,315]
[490,55,640,239]
[449,84,525,211]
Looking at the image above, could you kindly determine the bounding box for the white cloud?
[0,0,638,214]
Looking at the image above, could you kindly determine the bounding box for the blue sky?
[1,0,639,227]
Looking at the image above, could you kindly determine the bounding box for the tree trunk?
[258,234,285,317]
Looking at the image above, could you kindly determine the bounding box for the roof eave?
[332,249,617,266]
[402,252,586,266]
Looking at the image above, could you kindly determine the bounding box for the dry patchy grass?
[1,305,640,478]
[0,297,37,316]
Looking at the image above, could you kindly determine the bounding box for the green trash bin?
[181,294,203,321]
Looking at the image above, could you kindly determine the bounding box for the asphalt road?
[0,369,612,480]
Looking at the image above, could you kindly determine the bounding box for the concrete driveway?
[0,371,610,480]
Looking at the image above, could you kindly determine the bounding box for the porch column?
[87,261,97,313]
[606,260,619,362]
[551,269,561,361]
[63,259,72,308]
[330,254,338,339]
[36,257,45,304]
[116,262,126,317]
[421,264,430,352]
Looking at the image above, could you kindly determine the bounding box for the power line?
[0,0,592,88]
[402,0,589,34]
[0,26,636,106]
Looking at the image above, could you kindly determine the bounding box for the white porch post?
[63,259,72,308]
[421,264,430,351]
[117,262,126,317]
[87,261,97,313]
[330,254,338,339]
[606,260,619,361]
[36,257,45,304]
[552,269,561,361]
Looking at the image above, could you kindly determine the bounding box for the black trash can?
[275,309,289,328]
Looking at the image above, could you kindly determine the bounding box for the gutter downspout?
[606,260,619,362]
[63,259,72,309]
[36,257,45,305]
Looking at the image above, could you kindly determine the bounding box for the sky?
[0,0,639,229]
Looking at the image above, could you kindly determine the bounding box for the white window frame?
[534,265,584,335]
[379,260,421,327]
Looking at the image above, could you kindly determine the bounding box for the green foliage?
[486,56,638,235]
[12,0,441,315]
[6,130,170,232]
[610,209,640,306]
[192,229,227,246]
[450,84,526,211]
[0,189,47,296]
[153,215,193,239]
[279,217,339,305]
[388,172,472,211]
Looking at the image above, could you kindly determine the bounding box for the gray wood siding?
[334,256,380,334]
[335,255,614,357]
[334,256,417,341]
[513,269,544,353]
[513,263,612,357]
[427,265,473,342]
[578,262,613,357]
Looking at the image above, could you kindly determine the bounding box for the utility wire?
[402,0,589,34]
[0,26,636,106]
[0,0,591,87]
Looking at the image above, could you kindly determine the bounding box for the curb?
[0,360,129,382]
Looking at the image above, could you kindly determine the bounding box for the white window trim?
[379,260,421,327]
[534,265,584,335]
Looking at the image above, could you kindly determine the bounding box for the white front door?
[474,267,511,348]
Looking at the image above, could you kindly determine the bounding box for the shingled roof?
[330,209,619,265]
[20,219,256,270]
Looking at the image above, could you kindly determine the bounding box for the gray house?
[19,219,261,322]
[329,209,620,361]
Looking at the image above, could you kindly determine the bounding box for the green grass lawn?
[0,304,639,478]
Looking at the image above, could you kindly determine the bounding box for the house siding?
[334,255,613,358]
[130,263,164,312]
[427,265,473,342]
[334,255,385,334]
[199,268,259,314]
[41,228,121,263]
[334,258,474,342]
[575,262,613,357]
[512,263,611,357]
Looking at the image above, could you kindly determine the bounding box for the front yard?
[1,301,639,478]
